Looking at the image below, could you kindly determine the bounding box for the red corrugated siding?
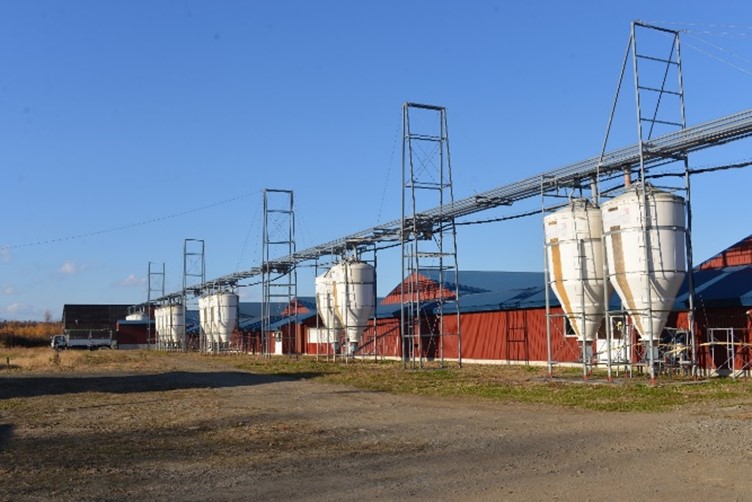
[298,308,587,363]
[280,304,752,371]
[698,236,752,270]
[359,318,402,357]
[440,308,581,362]
[281,299,311,316]
[382,272,455,305]
[302,318,404,358]
[115,323,149,345]
[675,308,752,372]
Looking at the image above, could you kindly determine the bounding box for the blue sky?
[2,1,752,321]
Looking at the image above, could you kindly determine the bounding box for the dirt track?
[1,357,751,501]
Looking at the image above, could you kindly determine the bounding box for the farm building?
[237,234,752,376]
[62,304,131,331]
[67,235,752,375]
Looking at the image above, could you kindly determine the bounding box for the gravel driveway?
[1,358,751,501]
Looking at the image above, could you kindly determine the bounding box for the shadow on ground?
[0,370,324,400]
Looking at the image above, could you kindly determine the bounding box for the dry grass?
[0,347,189,372]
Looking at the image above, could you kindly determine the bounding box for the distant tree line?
[0,320,62,347]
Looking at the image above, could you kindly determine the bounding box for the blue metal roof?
[235,264,752,329]
[676,265,752,309]
[420,270,546,296]
[436,265,752,314]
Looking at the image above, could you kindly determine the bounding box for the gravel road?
[1,359,751,501]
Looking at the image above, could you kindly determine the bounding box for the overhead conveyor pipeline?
[146,108,752,305]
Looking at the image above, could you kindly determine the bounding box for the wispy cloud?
[2,303,42,320]
[116,273,146,288]
[3,285,17,296]
[59,261,85,276]
[0,246,11,263]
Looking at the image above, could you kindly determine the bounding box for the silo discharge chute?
[601,183,686,348]
[544,198,608,359]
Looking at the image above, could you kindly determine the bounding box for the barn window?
[563,317,577,337]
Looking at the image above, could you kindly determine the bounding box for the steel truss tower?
[183,239,205,351]
[261,189,298,357]
[401,103,461,368]
[604,21,696,381]
[147,261,165,349]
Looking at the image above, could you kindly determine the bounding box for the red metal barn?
[672,261,752,375]
[251,234,752,373]
[299,270,582,363]
[698,234,752,270]
[115,319,152,349]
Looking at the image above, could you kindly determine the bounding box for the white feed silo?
[215,291,238,345]
[154,306,166,347]
[167,303,185,348]
[315,272,342,345]
[544,198,607,344]
[601,183,686,342]
[198,295,213,350]
[208,294,219,348]
[126,311,148,322]
[315,260,376,355]
[331,260,376,355]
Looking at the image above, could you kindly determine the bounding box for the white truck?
[51,329,117,350]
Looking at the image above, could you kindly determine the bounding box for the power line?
[682,36,752,77]
[1,191,258,251]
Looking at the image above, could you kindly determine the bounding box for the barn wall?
[115,322,151,348]
[268,304,751,373]
[304,317,403,357]
[675,307,751,373]
[298,307,585,364]
[698,236,752,270]
[64,304,131,331]
[439,307,581,363]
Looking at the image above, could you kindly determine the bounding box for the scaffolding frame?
[183,239,205,352]
[261,189,298,357]
[147,261,165,349]
[704,327,752,379]
[542,181,601,379]
[543,22,698,381]
[617,21,696,381]
[400,102,461,369]
[312,243,380,363]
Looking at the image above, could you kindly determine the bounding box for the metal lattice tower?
[147,261,165,348]
[600,21,696,381]
[634,21,695,380]
[261,189,298,357]
[183,239,205,351]
[400,103,461,368]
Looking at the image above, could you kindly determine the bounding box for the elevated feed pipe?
[144,108,752,305]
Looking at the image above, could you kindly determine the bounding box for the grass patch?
[230,356,752,412]
[4,349,752,413]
